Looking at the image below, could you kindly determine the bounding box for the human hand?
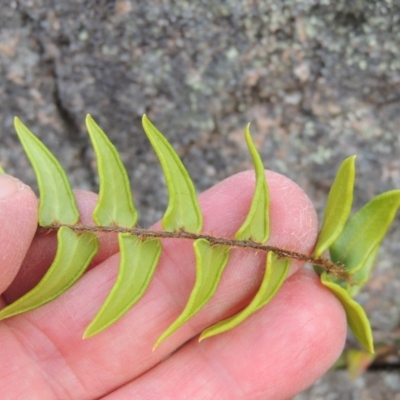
[0,171,346,399]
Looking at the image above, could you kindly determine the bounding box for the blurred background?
[0,1,399,397]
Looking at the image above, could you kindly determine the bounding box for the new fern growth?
[1,115,399,354]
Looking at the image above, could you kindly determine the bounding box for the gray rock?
[295,371,400,400]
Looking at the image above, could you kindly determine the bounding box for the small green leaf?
[142,115,202,233]
[153,239,229,349]
[235,124,269,243]
[0,165,5,174]
[321,272,374,353]
[346,349,376,380]
[314,156,356,257]
[348,245,380,297]
[84,233,162,338]
[331,352,347,369]
[86,115,138,227]
[199,252,290,341]
[0,227,98,320]
[14,117,79,225]
[330,190,400,274]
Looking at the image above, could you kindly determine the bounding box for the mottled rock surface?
[295,370,400,400]
[0,0,399,396]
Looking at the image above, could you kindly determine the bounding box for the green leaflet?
[142,115,202,233]
[348,245,380,297]
[153,239,230,349]
[154,125,269,349]
[235,124,269,243]
[153,127,270,348]
[14,117,79,226]
[0,227,98,320]
[345,349,376,380]
[86,115,138,227]
[314,156,356,258]
[0,165,4,174]
[321,272,374,353]
[0,120,95,319]
[199,252,290,341]
[84,233,162,338]
[196,128,274,341]
[330,190,400,274]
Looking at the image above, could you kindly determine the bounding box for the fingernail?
[0,175,23,200]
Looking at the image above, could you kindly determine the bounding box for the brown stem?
[38,224,350,281]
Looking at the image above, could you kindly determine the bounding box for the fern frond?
[1,114,398,354]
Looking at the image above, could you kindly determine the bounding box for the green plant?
[0,115,399,353]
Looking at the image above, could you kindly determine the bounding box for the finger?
[1,170,318,398]
[105,269,347,400]
[0,175,38,300]
[3,190,120,303]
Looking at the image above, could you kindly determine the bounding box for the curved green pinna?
[154,124,274,348]
[142,115,203,233]
[0,119,98,320]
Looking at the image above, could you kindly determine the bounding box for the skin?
[0,171,346,400]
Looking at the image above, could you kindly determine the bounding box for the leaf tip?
[244,122,252,139]
[369,345,375,354]
[142,115,157,131]
[364,333,375,354]
[153,331,169,350]
[142,114,150,125]
[82,330,91,340]
[82,322,101,339]
[198,330,212,342]
[85,114,99,130]
[152,340,161,351]
[13,116,26,134]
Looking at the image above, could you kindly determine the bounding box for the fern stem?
[39,224,350,281]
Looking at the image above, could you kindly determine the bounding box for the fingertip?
[0,175,38,294]
[0,174,31,200]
